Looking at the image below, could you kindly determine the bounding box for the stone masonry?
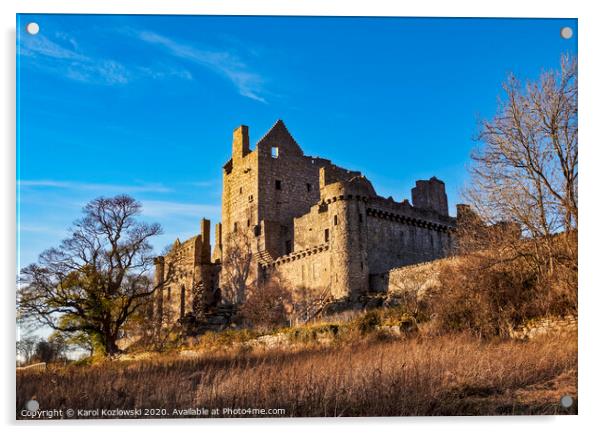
[154,120,458,325]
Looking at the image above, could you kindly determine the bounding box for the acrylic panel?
[16,14,578,419]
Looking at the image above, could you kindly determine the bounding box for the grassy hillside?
[17,329,576,418]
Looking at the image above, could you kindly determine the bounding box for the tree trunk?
[103,331,120,356]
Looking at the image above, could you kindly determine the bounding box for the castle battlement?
[267,243,330,268]
[154,120,457,323]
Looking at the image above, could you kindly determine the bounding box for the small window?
[271,147,279,158]
[334,215,338,226]
[247,219,251,227]
[285,240,292,254]
[324,228,330,243]
[253,225,261,237]
[306,183,312,192]
[275,180,282,190]
[359,213,363,223]
[248,195,253,202]
[239,187,243,195]
[233,222,238,232]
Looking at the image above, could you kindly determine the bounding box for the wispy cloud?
[18,180,172,194]
[19,32,192,86]
[19,34,86,61]
[19,224,65,234]
[134,30,267,103]
[20,27,268,99]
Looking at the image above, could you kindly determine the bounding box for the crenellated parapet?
[263,243,330,269]
[365,208,454,233]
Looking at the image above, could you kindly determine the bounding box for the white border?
[2,1,601,433]
[5,0,586,18]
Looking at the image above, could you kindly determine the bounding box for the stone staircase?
[253,250,275,266]
[184,304,236,335]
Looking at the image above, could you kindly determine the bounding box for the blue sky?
[16,14,577,269]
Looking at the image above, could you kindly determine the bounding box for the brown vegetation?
[432,186,578,338]
[17,332,576,418]
[239,277,292,330]
[441,54,578,339]
[431,232,577,338]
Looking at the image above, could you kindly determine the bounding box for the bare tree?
[16,336,38,366]
[291,285,333,325]
[466,54,577,270]
[17,195,174,356]
[468,54,577,233]
[240,274,292,330]
[220,230,254,305]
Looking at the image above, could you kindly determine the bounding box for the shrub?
[433,234,577,338]
[353,310,382,335]
[239,277,292,331]
[284,323,340,344]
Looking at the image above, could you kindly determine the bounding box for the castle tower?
[327,195,369,300]
[320,166,371,300]
[411,177,449,216]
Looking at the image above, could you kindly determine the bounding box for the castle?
[153,120,457,325]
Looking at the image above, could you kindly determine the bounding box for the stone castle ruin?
[153,120,458,326]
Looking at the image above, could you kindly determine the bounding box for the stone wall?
[509,315,578,340]
[154,220,218,325]
[292,202,330,250]
[366,213,453,274]
[268,244,332,292]
[364,194,455,274]
[370,257,456,297]
[155,236,199,324]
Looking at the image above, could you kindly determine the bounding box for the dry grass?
[17,332,577,418]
